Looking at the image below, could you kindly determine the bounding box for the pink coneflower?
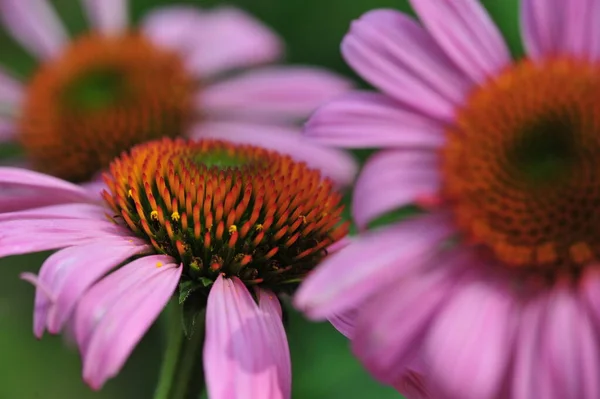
[0,0,355,185]
[296,1,600,398]
[1,138,348,396]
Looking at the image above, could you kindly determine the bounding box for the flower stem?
[153,300,206,399]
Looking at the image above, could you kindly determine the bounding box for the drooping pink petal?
[0,203,107,222]
[28,238,151,337]
[424,278,516,399]
[0,218,132,257]
[190,122,358,186]
[0,0,68,59]
[81,0,128,36]
[409,0,510,83]
[352,149,441,230]
[541,283,600,398]
[341,9,472,122]
[0,167,99,208]
[327,308,357,339]
[511,295,553,399]
[74,254,177,354]
[201,67,351,122]
[142,6,282,78]
[304,92,446,149]
[204,276,291,399]
[581,267,600,326]
[0,66,23,111]
[294,213,455,319]
[352,250,470,384]
[81,258,181,390]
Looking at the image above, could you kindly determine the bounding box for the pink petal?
[201,67,352,122]
[294,213,455,319]
[0,218,132,257]
[81,0,128,36]
[424,279,515,399]
[341,9,471,122]
[0,118,16,142]
[0,203,107,222]
[393,370,432,399]
[0,66,23,111]
[189,122,358,186]
[142,6,282,78]
[204,276,291,399]
[511,295,553,399]
[304,91,446,149]
[541,283,600,398]
[0,0,68,59]
[581,267,600,326]
[352,251,469,384]
[327,308,357,339]
[352,149,440,230]
[409,0,510,83]
[0,167,99,209]
[81,258,181,389]
[522,0,600,60]
[49,240,152,334]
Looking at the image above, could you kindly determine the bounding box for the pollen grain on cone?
[442,58,600,275]
[19,33,194,182]
[102,138,348,291]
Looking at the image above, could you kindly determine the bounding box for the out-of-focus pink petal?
[304,92,446,149]
[424,279,516,399]
[142,6,282,78]
[393,370,432,399]
[0,0,68,59]
[0,66,23,111]
[81,0,128,36]
[204,276,291,399]
[201,67,351,122]
[190,122,357,186]
[28,238,150,337]
[541,283,600,398]
[0,203,107,222]
[327,308,356,339]
[0,218,132,257]
[522,0,600,60]
[352,149,440,230]
[581,267,600,326]
[294,213,455,319]
[0,167,99,210]
[81,258,181,389]
[512,295,553,399]
[409,0,510,83]
[74,254,177,354]
[0,118,16,142]
[341,9,471,122]
[352,250,470,384]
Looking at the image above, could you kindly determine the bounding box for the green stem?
[153,300,206,399]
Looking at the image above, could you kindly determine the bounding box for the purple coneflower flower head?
[1,137,348,397]
[296,0,600,398]
[0,0,356,185]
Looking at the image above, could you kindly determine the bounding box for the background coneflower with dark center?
[0,138,348,398]
[0,0,356,189]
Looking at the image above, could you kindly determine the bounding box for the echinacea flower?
[1,138,348,397]
[296,1,600,398]
[0,0,355,186]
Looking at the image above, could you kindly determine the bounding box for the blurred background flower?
[0,0,520,398]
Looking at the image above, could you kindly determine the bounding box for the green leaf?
[198,277,213,287]
[178,280,199,305]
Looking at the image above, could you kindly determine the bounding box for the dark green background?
[0,1,520,398]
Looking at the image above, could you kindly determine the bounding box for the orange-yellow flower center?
[19,33,194,182]
[102,138,348,291]
[442,58,600,273]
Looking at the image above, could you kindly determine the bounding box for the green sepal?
[181,290,207,339]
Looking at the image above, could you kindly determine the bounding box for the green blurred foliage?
[0,0,522,398]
